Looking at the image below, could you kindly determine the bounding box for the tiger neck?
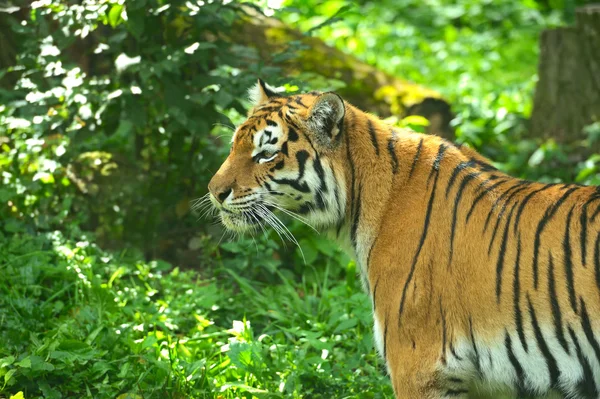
[332,106,414,290]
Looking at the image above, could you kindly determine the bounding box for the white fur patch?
[445,326,599,396]
[247,81,282,107]
[373,313,385,358]
[252,125,283,157]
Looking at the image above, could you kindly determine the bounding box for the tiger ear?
[307,92,345,143]
[248,79,278,107]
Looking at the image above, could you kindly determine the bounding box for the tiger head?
[207,79,348,233]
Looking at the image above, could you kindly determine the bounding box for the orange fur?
[208,82,600,398]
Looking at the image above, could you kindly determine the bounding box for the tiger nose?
[215,187,233,204]
[208,181,233,204]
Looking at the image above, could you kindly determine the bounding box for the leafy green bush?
[0,0,274,253]
[0,229,389,398]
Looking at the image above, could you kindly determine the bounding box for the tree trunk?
[0,5,25,90]
[232,7,453,139]
[530,5,600,147]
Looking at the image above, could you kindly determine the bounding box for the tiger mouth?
[219,204,277,232]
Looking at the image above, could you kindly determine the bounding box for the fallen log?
[232,8,454,139]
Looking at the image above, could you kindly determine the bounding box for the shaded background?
[1,0,599,398]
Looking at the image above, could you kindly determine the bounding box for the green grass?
[0,230,392,398]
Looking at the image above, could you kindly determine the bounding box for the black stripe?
[271,150,311,192]
[532,186,579,289]
[465,178,510,223]
[367,119,380,155]
[351,182,362,250]
[595,232,600,292]
[483,181,529,233]
[295,150,309,177]
[366,238,375,272]
[313,156,326,191]
[280,141,288,156]
[426,143,447,187]
[527,295,560,388]
[383,313,389,359]
[440,297,447,365]
[445,389,469,397]
[472,158,497,172]
[449,171,482,265]
[345,112,357,237]
[330,163,344,234]
[271,177,310,193]
[388,130,399,174]
[270,160,284,171]
[313,155,327,193]
[449,342,463,361]
[468,316,482,376]
[579,298,600,367]
[487,184,531,255]
[581,201,589,267]
[592,203,600,222]
[293,96,308,108]
[568,327,598,398]
[495,202,517,302]
[399,144,447,321]
[372,278,379,311]
[297,202,313,214]
[287,126,299,141]
[445,160,475,198]
[548,251,570,353]
[409,138,424,179]
[513,235,528,352]
[563,205,578,314]
[505,331,527,393]
[513,184,555,235]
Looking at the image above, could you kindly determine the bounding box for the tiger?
[207,79,600,398]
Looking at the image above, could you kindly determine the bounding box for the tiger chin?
[208,79,600,399]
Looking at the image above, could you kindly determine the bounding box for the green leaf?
[108,4,123,28]
[141,335,158,350]
[91,360,111,377]
[127,8,145,39]
[220,242,244,253]
[108,119,134,146]
[0,355,15,368]
[85,326,104,345]
[58,340,90,351]
[298,239,318,264]
[4,369,16,385]
[15,357,31,368]
[528,148,545,167]
[228,342,256,371]
[117,361,130,378]
[8,391,23,399]
[334,318,358,333]
[22,355,55,372]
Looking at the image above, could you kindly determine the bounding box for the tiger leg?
[387,343,470,399]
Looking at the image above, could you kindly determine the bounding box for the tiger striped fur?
[207,80,600,398]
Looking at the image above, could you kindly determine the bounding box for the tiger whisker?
[261,199,319,233]
[256,203,306,264]
[255,205,288,249]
